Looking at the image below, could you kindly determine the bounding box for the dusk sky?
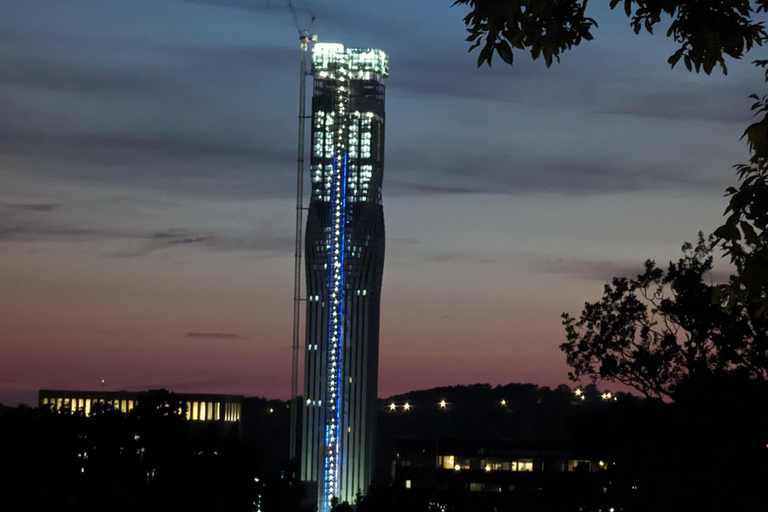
[2,0,765,406]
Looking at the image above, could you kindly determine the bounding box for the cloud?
[532,256,647,282]
[0,209,292,258]
[6,203,59,212]
[185,332,244,340]
[387,153,723,198]
[427,251,499,264]
[1,128,294,199]
[176,0,281,15]
[531,255,733,284]
[0,203,104,243]
[600,86,755,125]
[390,237,420,246]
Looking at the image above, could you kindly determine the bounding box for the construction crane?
[288,0,315,464]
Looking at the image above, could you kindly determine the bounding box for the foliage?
[454,0,768,401]
[561,235,768,399]
[454,0,768,73]
[0,393,271,512]
[714,60,768,322]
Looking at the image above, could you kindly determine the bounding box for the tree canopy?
[453,1,768,398]
[561,236,768,399]
[454,0,768,73]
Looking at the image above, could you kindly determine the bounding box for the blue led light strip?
[323,57,350,510]
[323,153,347,511]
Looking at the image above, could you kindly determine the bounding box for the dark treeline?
[0,390,301,512]
[3,383,768,511]
[374,382,768,511]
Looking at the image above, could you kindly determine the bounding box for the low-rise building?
[38,389,243,422]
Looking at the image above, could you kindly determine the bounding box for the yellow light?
[500,399,506,406]
[254,477,260,482]
[269,408,274,414]
[485,465,491,472]
[403,403,410,411]
[575,389,582,396]
[439,400,446,408]
[454,465,461,471]
[389,403,396,411]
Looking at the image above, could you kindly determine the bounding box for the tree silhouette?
[454,0,767,73]
[561,235,766,399]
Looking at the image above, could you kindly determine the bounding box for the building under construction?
[298,43,389,511]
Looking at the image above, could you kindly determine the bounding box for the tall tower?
[301,43,388,511]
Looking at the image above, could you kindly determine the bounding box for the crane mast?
[289,1,315,464]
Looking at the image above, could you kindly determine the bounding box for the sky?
[1,0,765,406]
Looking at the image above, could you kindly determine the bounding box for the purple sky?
[1,0,765,406]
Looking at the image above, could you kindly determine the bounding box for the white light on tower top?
[312,44,389,79]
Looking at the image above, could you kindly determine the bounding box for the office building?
[39,389,243,422]
[301,43,388,511]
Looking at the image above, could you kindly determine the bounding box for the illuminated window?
[215,402,221,420]
[186,402,192,420]
[200,402,206,421]
[192,402,199,421]
[513,459,533,472]
[438,456,455,470]
[405,480,411,489]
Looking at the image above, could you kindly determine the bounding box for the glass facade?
[301,43,388,512]
[38,390,241,422]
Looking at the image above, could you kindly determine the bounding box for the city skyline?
[1,0,763,407]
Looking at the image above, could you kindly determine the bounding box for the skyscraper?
[300,43,388,511]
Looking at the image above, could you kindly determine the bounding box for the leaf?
[496,39,514,64]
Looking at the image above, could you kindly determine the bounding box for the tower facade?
[300,44,388,511]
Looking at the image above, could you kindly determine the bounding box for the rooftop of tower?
[312,43,389,80]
